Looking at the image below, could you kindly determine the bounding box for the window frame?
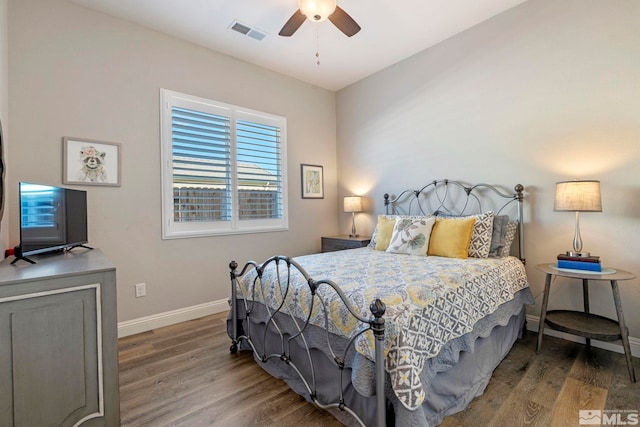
[160,89,288,239]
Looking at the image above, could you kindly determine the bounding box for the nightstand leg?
[582,279,591,349]
[536,273,552,353]
[611,280,636,382]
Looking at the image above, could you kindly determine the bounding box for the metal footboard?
[229,256,386,427]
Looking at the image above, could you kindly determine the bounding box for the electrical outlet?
[135,283,146,298]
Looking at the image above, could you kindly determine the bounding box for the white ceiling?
[69,0,527,92]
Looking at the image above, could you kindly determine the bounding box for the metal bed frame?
[229,179,525,426]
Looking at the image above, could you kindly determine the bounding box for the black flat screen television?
[12,182,90,264]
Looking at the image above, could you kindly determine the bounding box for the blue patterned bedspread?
[235,247,529,410]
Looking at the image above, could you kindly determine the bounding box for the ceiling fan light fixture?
[298,0,337,22]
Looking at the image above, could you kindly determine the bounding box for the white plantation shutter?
[161,89,288,238]
[172,107,232,222]
[236,119,282,220]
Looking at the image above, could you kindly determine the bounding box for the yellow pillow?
[427,217,476,259]
[374,216,397,251]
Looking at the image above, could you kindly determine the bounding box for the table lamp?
[554,180,602,257]
[343,196,362,238]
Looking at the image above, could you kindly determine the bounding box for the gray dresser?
[0,249,119,426]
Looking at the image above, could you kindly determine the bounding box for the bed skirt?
[227,287,532,426]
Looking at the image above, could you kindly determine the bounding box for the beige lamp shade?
[554,180,602,212]
[343,196,363,213]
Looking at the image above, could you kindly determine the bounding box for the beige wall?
[0,0,7,250]
[7,0,640,348]
[7,0,338,322]
[336,0,640,341]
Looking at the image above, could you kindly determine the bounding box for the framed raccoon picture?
[63,137,121,186]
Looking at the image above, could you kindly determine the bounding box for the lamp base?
[566,251,591,257]
[349,234,360,238]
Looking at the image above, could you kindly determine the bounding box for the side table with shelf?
[321,235,371,253]
[535,263,636,382]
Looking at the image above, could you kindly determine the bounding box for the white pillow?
[386,217,436,256]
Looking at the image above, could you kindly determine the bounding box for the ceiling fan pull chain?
[316,25,320,66]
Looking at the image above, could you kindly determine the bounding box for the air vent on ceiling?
[230,20,267,41]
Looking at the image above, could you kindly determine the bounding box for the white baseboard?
[117,304,640,357]
[117,298,229,338]
[526,314,640,358]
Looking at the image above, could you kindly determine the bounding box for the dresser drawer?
[321,235,371,253]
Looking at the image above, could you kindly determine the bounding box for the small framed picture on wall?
[301,164,323,199]
[63,137,121,186]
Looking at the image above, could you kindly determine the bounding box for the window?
[160,89,288,238]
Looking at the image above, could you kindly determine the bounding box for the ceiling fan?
[279,0,361,37]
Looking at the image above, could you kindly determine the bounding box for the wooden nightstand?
[535,263,636,382]
[321,235,371,253]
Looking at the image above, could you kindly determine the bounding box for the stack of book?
[556,254,602,272]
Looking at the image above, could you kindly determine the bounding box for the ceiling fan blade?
[279,10,306,37]
[328,6,361,37]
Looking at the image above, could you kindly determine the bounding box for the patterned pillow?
[369,214,434,248]
[386,217,436,256]
[438,211,495,258]
[500,221,519,257]
[468,211,494,258]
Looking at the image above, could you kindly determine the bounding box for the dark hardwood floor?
[118,312,639,426]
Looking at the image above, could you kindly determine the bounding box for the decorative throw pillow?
[500,221,519,257]
[386,217,436,256]
[488,215,510,257]
[369,214,434,248]
[440,211,495,258]
[468,211,494,258]
[373,216,398,251]
[427,217,476,259]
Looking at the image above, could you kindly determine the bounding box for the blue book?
[557,259,602,272]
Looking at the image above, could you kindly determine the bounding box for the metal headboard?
[384,179,525,264]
